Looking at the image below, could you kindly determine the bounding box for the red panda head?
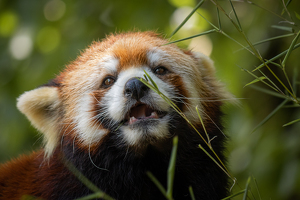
[17,32,230,158]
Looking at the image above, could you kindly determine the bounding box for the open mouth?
[125,103,167,125]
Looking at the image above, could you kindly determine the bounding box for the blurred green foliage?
[1,0,300,199]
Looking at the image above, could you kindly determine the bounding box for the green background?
[1,0,300,199]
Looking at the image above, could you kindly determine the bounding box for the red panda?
[0,32,231,200]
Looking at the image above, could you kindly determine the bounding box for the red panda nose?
[124,78,149,101]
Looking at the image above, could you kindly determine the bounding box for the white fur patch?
[75,93,109,145]
[120,115,170,146]
[74,56,118,145]
[17,87,61,158]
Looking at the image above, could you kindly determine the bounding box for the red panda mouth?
[126,104,166,125]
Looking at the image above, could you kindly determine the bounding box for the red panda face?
[17,32,230,156]
[73,47,193,150]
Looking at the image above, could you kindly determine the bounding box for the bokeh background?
[1,0,300,199]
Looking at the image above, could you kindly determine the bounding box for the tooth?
[150,111,158,118]
[129,116,137,124]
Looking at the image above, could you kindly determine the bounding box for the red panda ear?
[188,51,235,102]
[17,86,61,158]
[188,51,217,76]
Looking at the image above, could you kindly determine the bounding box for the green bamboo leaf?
[166,136,178,199]
[253,176,262,200]
[246,1,292,22]
[216,7,221,30]
[285,0,293,8]
[198,145,231,178]
[281,0,292,16]
[252,99,289,133]
[249,85,286,99]
[195,106,210,144]
[221,190,246,200]
[242,177,251,200]
[142,71,159,90]
[241,68,278,92]
[146,171,168,199]
[284,105,300,108]
[229,0,242,31]
[253,43,300,72]
[282,30,300,69]
[292,68,298,98]
[268,60,283,68]
[166,29,216,45]
[197,11,255,55]
[189,186,196,200]
[271,25,293,32]
[283,118,300,127]
[244,77,266,87]
[235,33,294,53]
[283,68,295,98]
[295,11,300,20]
[169,0,205,37]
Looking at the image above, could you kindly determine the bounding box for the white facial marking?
[75,93,109,144]
[120,115,170,146]
[100,56,119,74]
[74,56,119,145]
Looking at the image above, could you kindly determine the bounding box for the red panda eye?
[102,77,115,87]
[154,66,168,75]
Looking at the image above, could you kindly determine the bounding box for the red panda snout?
[124,77,149,101]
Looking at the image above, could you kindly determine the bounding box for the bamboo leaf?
[169,0,205,37]
[249,85,286,99]
[271,25,293,32]
[217,7,221,30]
[166,136,178,199]
[252,99,289,133]
[253,43,300,72]
[281,0,292,19]
[166,29,216,45]
[285,0,293,8]
[242,177,251,200]
[198,145,231,178]
[244,77,266,87]
[235,33,294,53]
[282,30,300,68]
[195,106,210,144]
[241,68,278,92]
[146,171,168,199]
[292,67,298,97]
[253,176,262,200]
[245,1,291,22]
[221,190,246,200]
[283,118,300,127]
[229,0,242,31]
[295,11,300,20]
[189,186,196,200]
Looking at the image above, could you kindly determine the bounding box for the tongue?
[130,104,148,119]
[128,104,159,125]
